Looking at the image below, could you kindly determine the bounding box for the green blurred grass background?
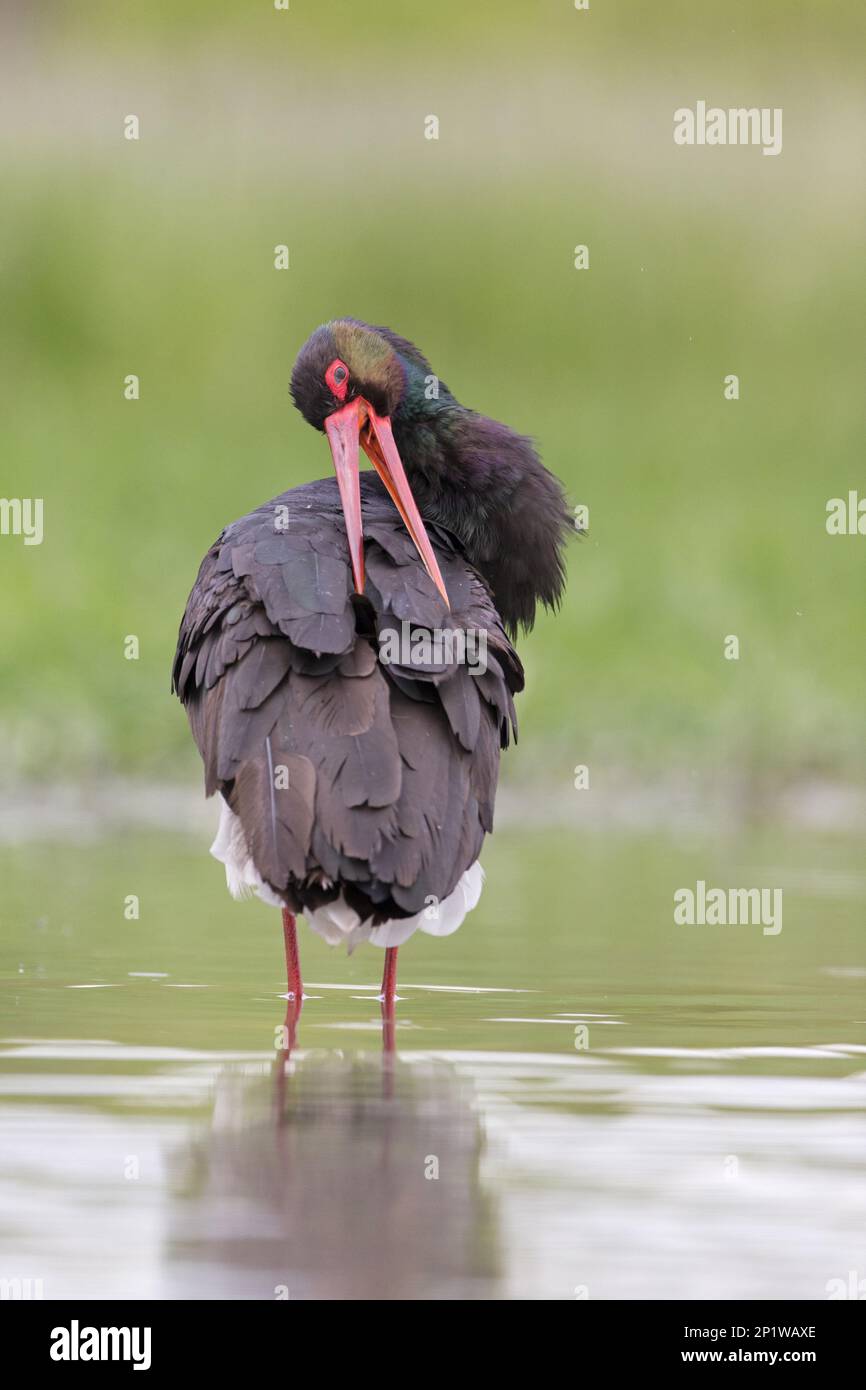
[1,1,864,791]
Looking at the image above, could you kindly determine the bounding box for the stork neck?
[392,392,569,635]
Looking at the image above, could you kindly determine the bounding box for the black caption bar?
[6,1298,860,1372]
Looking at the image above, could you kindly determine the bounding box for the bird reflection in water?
[164,1005,501,1299]
[275,950,395,1084]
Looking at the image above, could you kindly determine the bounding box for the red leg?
[381,946,398,1006]
[279,909,303,1058]
[380,946,398,1056]
[282,908,302,1003]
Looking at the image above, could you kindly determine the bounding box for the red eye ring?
[325,358,350,400]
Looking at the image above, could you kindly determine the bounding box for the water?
[1,825,864,1300]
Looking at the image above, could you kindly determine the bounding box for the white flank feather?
[210,799,484,950]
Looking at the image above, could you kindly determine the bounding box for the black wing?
[172,473,523,923]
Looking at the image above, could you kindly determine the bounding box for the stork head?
[290,319,409,430]
[290,319,449,607]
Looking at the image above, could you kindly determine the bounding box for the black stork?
[173,319,569,1042]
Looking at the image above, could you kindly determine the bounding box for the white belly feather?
[209,798,483,952]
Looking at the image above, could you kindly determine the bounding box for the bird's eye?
[325,359,350,397]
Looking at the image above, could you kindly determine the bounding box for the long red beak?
[324,398,450,608]
[324,398,367,597]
